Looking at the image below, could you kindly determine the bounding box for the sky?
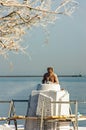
[0,0,86,76]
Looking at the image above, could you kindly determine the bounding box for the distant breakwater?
[0,75,82,78]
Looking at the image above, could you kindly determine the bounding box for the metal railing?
[50,100,78,130]
[0,99,86,130]
[0,99,28,130]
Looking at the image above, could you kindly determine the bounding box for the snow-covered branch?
[0,0,78,56]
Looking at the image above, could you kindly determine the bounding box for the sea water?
[0,76,86,126]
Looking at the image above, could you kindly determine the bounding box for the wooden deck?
[0,115,86,121]
[44,115,86,122]
[0,114,86,121]
[0,115,86,130]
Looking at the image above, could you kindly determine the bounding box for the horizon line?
[0,74,83,77]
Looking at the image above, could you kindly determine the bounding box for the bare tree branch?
[0,0,78,57]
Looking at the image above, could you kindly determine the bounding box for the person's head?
[47,67,54,73]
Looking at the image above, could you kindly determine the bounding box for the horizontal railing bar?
[51,100,86,104]
[0,100,86,104]
[51,100,77,104]
[0,100,28,103]
[13,100,28,102]
[0,101,11,103]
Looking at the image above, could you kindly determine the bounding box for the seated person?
[42,67,59,84]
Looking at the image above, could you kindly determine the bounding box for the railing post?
[8,100,17,130]
[75,101,78,130]
[40,100,45,130]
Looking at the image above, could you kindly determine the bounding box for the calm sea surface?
[0,76,86,126]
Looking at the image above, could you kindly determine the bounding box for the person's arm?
[42,74,46,83]
[54,74,59,84]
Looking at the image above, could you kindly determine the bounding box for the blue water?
[0,76,86,126]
